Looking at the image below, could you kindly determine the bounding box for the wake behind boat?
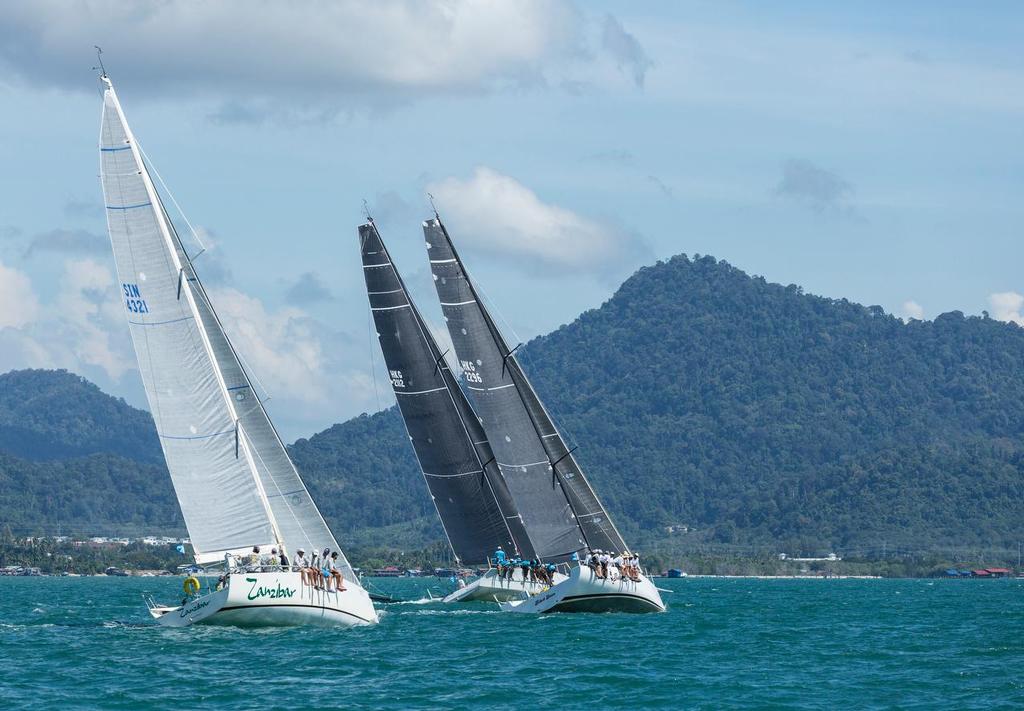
[98,71,376,628]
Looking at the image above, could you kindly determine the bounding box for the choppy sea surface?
[1,576,1022,709]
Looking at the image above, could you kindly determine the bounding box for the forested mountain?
[0,369,161,464]
[0,370,181,535]
[294,254,1024,553]
[2,254,1023,553]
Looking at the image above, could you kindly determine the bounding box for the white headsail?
[98,76,355,582]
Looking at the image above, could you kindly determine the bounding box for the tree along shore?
[1,536,1017,579]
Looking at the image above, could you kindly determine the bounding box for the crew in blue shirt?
[493,546,507,577]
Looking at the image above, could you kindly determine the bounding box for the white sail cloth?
[99,79,355,582]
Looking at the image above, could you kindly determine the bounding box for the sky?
[0,1,1022,440]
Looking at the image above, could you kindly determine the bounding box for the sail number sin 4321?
[122,283,149,314]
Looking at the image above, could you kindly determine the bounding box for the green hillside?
[294,254,1024,553]
[0,369,162,464]
[2,254,1023,555]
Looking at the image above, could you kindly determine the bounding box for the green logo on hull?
[246,577,297,601]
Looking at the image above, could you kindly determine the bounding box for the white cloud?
[427,167,647,273]
[900,300,924,321]
[209,288,327,404]
[0,258,132,381]
[209,287,383,436]
[988,292,1024,326]
[0,1,587,112]
[0,260,40,328]
[0,241,387,438]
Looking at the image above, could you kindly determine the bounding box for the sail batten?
[359,222,534,563]
[424,217,629,559]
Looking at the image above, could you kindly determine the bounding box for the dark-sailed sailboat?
[423,214,665,613]
[359,220,567,602]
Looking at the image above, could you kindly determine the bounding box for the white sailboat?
[98,72,377,628]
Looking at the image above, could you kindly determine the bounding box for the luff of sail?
[359,221,534,563]
[425,218,615,561]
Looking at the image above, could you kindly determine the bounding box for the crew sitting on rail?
[294,548,311,585]
[520,557,531,582]
[320,548,334,590]
[246,546,262,572]
[309,549,323,588]
[625,553,641,582]
[328,551,347,592]
[530,560,550,585]
[263,548,281,571]
[611,552,625,579]
[545,562,557,584]
[532,559,547,584]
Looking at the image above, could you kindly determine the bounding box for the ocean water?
[0,576,1021,709]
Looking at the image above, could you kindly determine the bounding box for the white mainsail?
[99,76,355,582]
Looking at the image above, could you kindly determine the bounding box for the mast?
[101,76,284,556]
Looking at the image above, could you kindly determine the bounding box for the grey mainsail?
[99,76,355,579]
[360,221,534,563]
[424,217,628,560]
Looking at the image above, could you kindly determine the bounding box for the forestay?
[424,218,629,560]
[360,222,534,563]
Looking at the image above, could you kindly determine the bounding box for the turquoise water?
[1,576,1021,709]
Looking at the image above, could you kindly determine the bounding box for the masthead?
[92,45,107,78]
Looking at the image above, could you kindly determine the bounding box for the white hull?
[149,571,378,628]
[499,565,666,614]
[443,568,568,603]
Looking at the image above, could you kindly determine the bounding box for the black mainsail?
[424,216,629,560]
[359,221,534,564]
